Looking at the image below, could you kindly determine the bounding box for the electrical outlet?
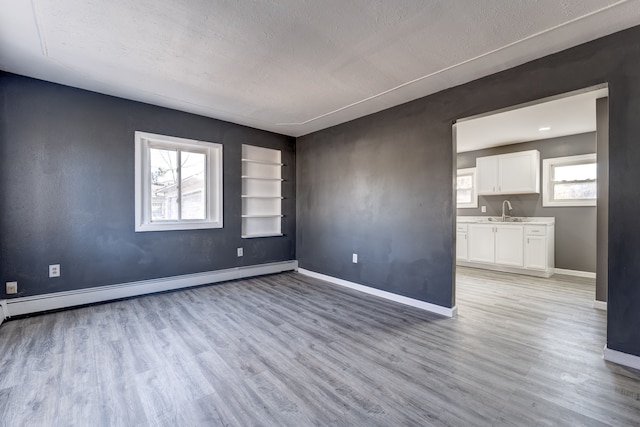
[6,281,17,294]
[49,264,61,278]
[237,248,243,257]
[352,253,358,264]
[481,206,487,213]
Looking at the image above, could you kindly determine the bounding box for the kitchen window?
[135,131,223,231]
[457,167,478,208]
[542,153,596,207]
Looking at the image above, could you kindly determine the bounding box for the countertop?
[457,216,555,225]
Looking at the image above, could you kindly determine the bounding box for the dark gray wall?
[596,97,609,303]
[297,107,453,307]
[296,25,640,357]
[0,73,295,298]
[457,133,597,273]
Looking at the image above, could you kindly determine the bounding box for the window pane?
[457,189,472,204]
[150,148,179,221]
[553,182,597,200]
[181,151,206,220]
[457,175,473,190]
[553,163,596,182]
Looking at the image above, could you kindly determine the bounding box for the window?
[135,131,222,232]
[542,153,596,207]
[457,167,478,208]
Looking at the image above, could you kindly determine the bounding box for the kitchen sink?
[486,217,525,222]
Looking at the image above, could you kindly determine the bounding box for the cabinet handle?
[527,238,529,244]
[499,186,501,191]
[493,186,496,192]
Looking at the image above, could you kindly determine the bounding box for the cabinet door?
[468,224,495,263]
[498,151,540,194]
[495,225,524,267]
[525,235,547,270]
[456,232,468,261]
[476,156,499,195]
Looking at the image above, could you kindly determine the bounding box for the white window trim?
[457,167,478,209]
[135,131,223,232]
[542,153,596,207]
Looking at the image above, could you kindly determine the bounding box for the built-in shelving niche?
[241,144,283,238]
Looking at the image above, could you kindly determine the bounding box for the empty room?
[1,1,640,425]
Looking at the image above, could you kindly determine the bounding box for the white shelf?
[242,144,283,239]
[241,233,284,239]
[241,158,284,166]
[241,176,284,181]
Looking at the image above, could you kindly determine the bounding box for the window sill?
[542,200,596,207]
[135,221,223,232]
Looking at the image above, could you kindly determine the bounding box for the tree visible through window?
[150,148,206,221]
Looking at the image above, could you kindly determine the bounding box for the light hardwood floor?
[1,267,639,426]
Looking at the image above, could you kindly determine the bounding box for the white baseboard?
[457,261,553,278]
[554,268,596,279]
[297,268,457,318]
[1,260,298,319]
[604,346,640,370]
[593,300,607,311]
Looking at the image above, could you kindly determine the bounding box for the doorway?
[452,85,609,313]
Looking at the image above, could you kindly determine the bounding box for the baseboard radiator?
[0,260,298,320]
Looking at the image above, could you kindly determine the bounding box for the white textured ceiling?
[1,1,639,137]
[456,88,609,153]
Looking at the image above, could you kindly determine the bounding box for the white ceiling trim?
[31,0,49,56]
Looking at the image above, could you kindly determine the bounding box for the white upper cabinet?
[476,156,499,195]
[476,150,540,195]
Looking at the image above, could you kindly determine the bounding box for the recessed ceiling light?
[539,126,551,131]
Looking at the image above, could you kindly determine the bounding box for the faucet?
[502,200,513,222]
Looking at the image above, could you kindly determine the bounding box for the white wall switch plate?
[49,264,61,278]
[237,248,243,257]
[6,281,17,294]
[352,253,358,263]
[481,206,487,213]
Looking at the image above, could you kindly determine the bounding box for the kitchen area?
[454,89,607,298]
[456,149,555,278]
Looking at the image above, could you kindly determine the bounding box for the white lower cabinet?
[495,225,523,267]
[456,224,469,261]
[460,220,554,277]
[468,224,495,263]
[468,224,523,266]
[525,235,547,269]
[524,225,554,272]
